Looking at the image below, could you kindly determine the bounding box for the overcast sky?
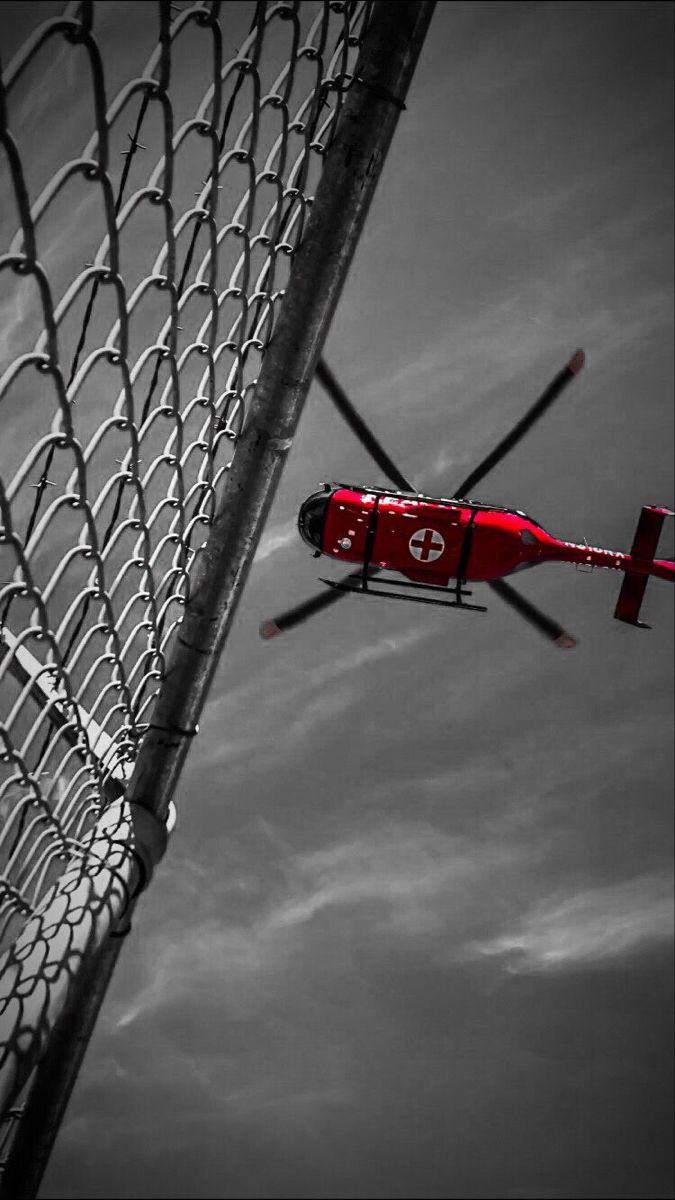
[2,2,673,1198]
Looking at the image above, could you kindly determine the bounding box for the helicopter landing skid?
[318,576,488,613]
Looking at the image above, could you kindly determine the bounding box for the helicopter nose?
[298,489,330,551]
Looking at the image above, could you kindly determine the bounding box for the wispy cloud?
[0,287,38,370]
[202,625,432,773]
[253,523,297,564]
[110,820,523,1032]
[300,626,429,689]
[266,821,506,935]
[466,872,674,972]
[370,270,671,434]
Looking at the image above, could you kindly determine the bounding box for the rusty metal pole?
[0,3,435,1194]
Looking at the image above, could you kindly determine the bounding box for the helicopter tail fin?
[614,506,674,628]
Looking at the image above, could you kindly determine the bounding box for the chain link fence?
[0,0,372,1137]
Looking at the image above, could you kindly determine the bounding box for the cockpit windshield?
[298,490,330,551]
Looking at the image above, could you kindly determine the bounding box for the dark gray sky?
[1,2,673,1198]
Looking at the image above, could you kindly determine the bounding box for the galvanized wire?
[0,0,372,1114]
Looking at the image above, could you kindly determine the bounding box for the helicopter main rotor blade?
[488,578,577,647]
[452,350,585,500]
[260,574,576,646]
[316,359,415,493]
[261,361,410,641]
[259,569,382,639]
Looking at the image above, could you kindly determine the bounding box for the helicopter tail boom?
[614,505,674,628]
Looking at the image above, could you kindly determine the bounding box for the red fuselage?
[298,485,675,586]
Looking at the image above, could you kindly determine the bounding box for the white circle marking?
[408,527,445,563]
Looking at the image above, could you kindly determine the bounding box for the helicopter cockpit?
[297,488,331,551]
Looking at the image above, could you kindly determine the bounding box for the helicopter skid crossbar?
[319,577,488,613]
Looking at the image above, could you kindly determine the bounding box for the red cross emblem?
[408,527,445,562]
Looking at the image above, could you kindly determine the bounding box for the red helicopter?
[260,352,674,647]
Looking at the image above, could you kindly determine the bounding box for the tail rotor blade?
[453,350,585,500]
[488,578,577,648]
[316,359,415,493]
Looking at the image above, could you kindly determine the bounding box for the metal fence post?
[127,0,436,823]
